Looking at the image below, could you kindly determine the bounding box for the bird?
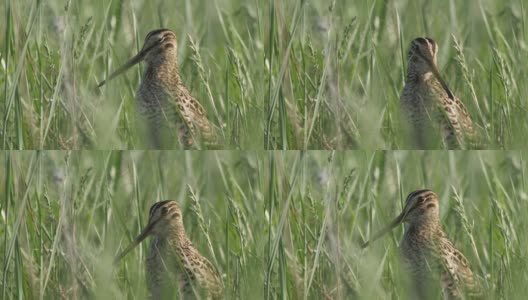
[98,29,217,149]
[400,37,478,149]
[361,189,481,299]
[114,200,223,299]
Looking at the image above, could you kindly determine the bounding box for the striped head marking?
[113,200,183,264]
[361,189,439,248]
[406,37,455,99]
[408,37,438,64]
[147,200,183,233]
[400,189,439,223]
[97,29,178,87]
[141,29,178,63]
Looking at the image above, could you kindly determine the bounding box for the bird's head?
[405,37,454,98]
[361,189,440,248]
[408,37,438,69]
[97,29,178,87]
[113,200,184,264]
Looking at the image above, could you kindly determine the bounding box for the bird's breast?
[136,81,180,121]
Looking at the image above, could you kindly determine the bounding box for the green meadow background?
[1,0,263,149]
[1,150,528,299]
[264,0,527,149]
[1,151,265,299]
[2,0,526,150]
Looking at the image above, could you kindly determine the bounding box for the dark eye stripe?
[149,200,173,219]
[166,204,178,214]
[148,202,161,217]
[406,189,432,202]
[169,211,181,219]
[406,191,433,212]
[144,28,171,43]
[416,192,434,204]
[164,202,181,219]
[162,32,175,39]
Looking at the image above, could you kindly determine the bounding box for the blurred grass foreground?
[1,151,528,299]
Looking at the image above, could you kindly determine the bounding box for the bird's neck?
[405,57,439,84]
[404,218,441,241]
[144,53,183,85]
[154,223,194,256]
[406,68,437,84]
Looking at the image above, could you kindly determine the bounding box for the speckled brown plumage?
[98,29,217,149]
[362,190,481,299]
[114,201,223,299]
[401,37,478,149]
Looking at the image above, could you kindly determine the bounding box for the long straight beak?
[98,51,146,88]
[361,211,405,248]
[425,58,455,100]
[113,220,155,265]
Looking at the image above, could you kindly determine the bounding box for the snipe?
[98,29,217,149]
[362,189,481,299]
[401,37,478,149]
[114,200,223,299]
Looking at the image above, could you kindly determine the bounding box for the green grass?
[264,151,528,299]
[1,0,263,149]
[1,151,265,299]
[1,0,528,299]
[264,0,528,149]
[2,151,527,299]
[3,0,526,150]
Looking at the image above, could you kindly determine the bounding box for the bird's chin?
[144,52,174,67]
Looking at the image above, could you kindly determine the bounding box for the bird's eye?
[161,207,169,215]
